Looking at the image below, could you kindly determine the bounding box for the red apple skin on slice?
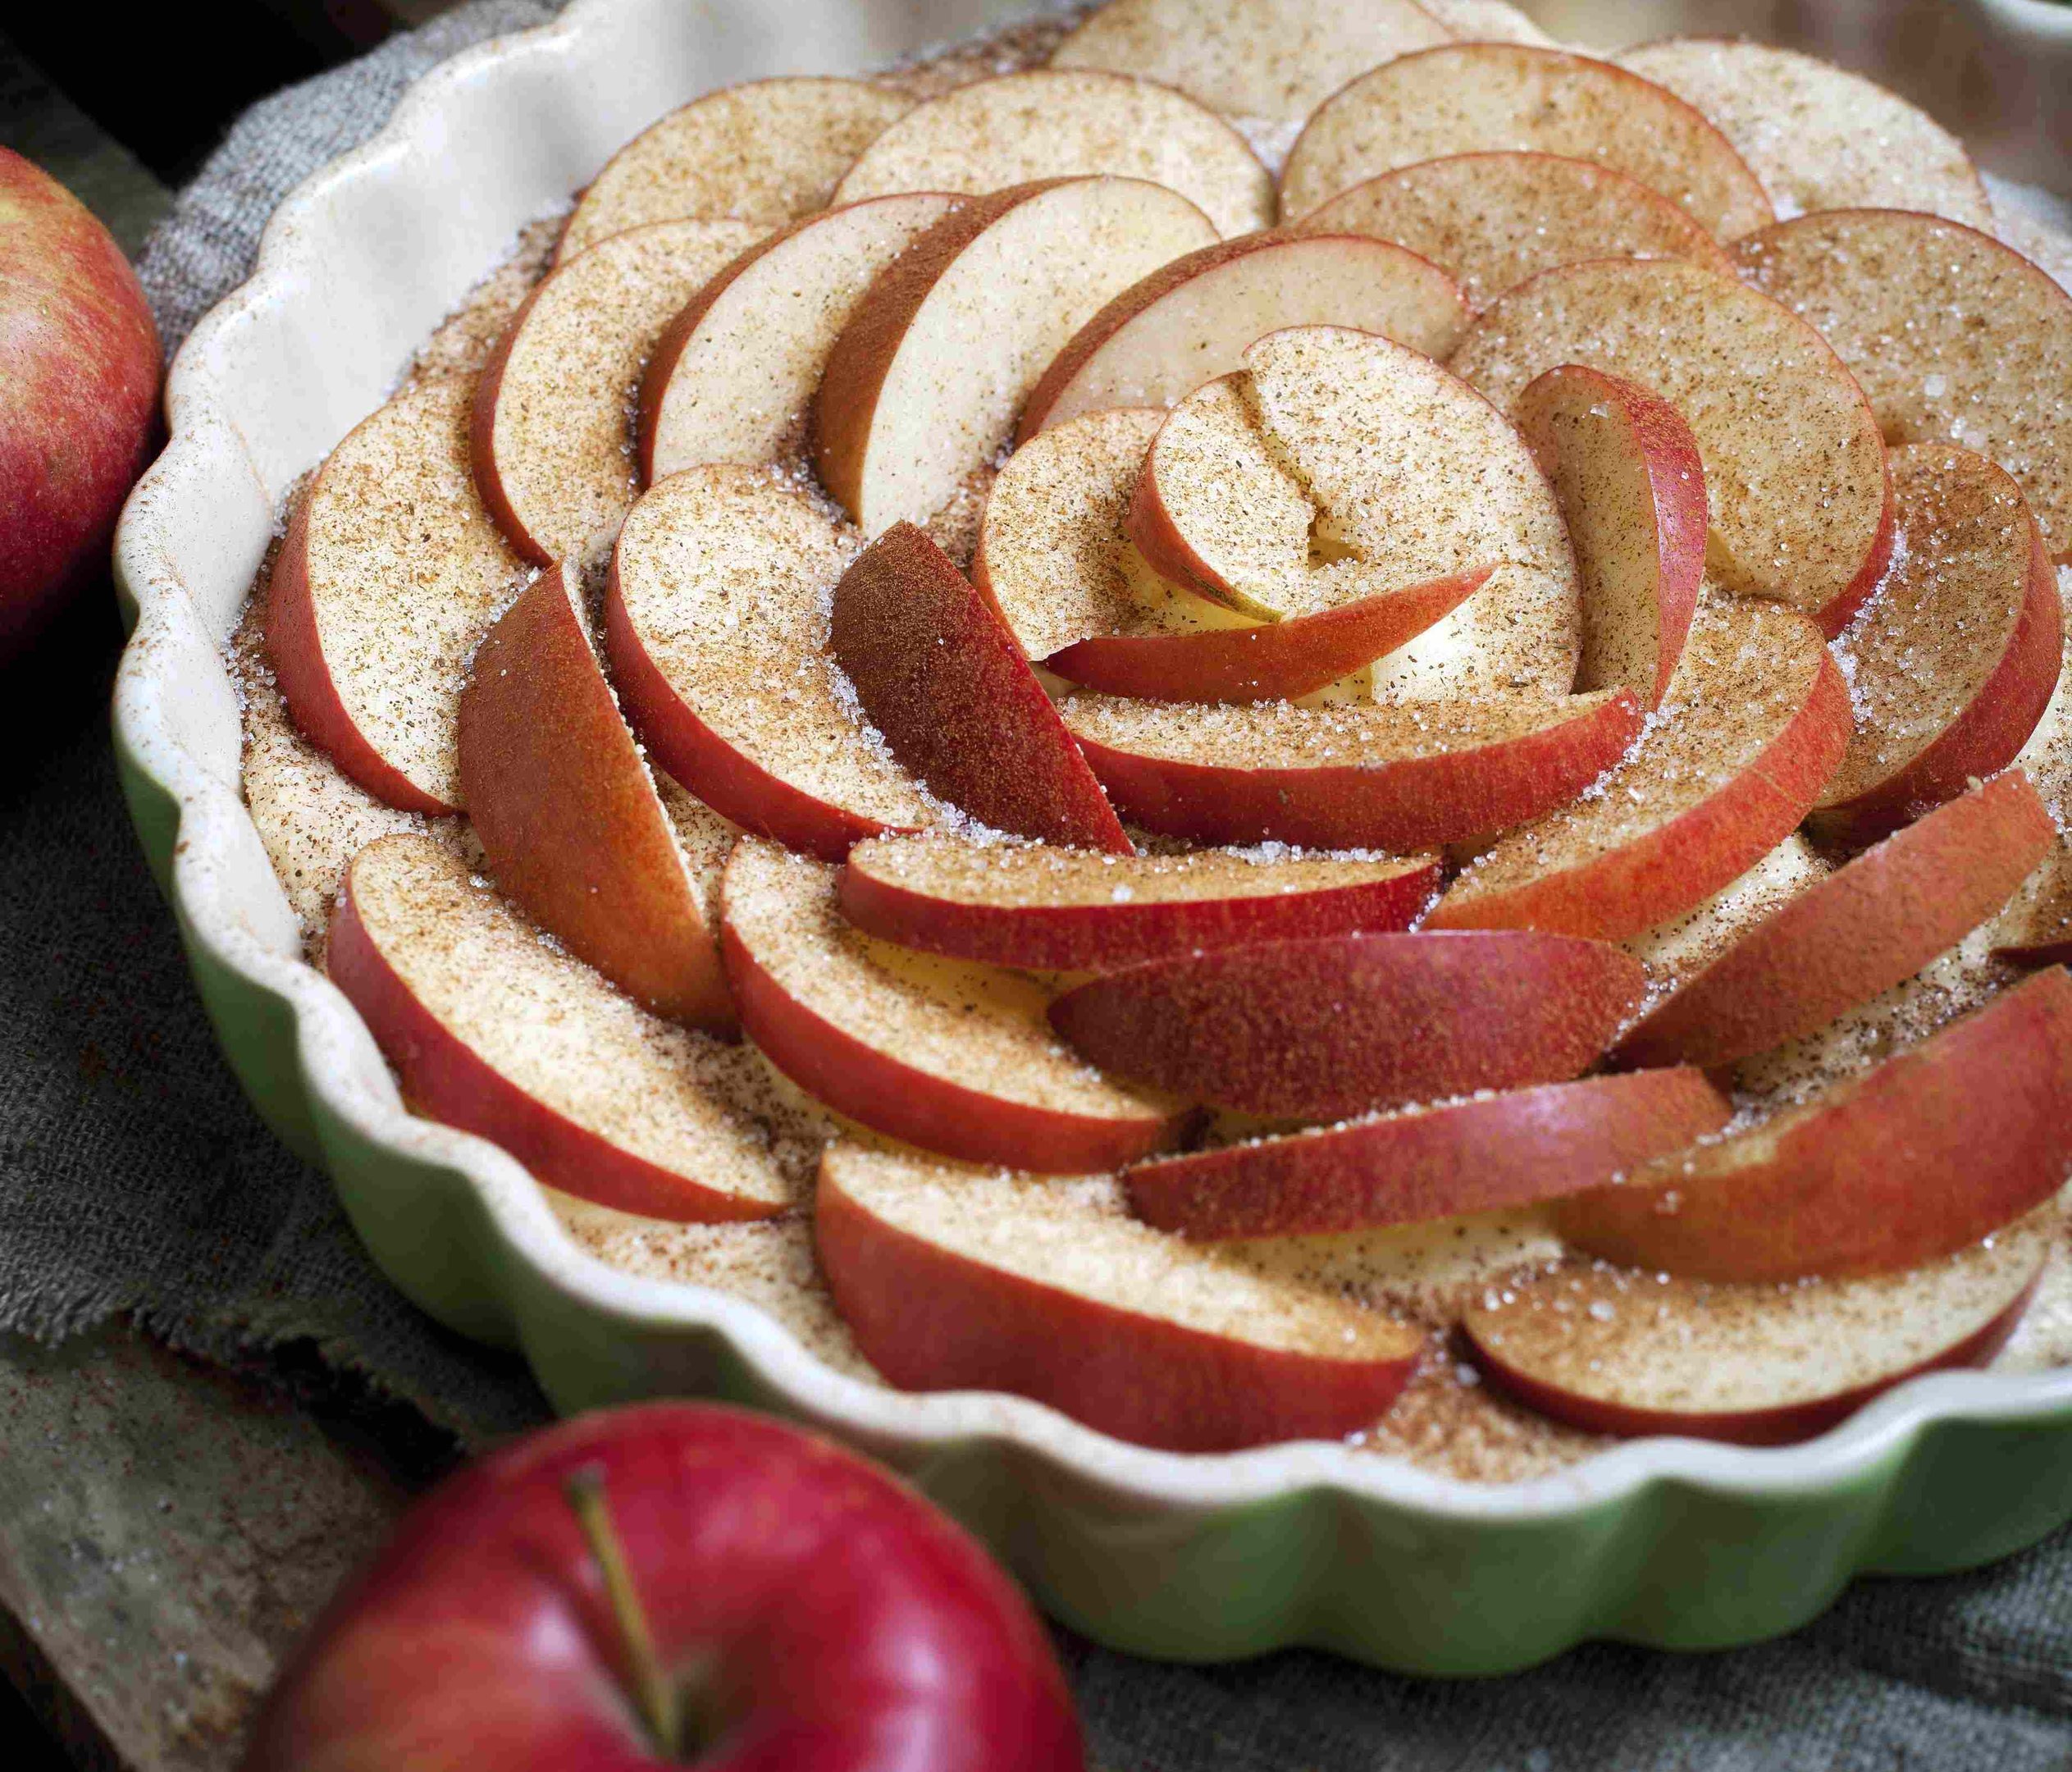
[1125,1067,1731,1240]
[829,522,1130,851]
[1063,688,1641,852]
[1049,930,1647,1119]
[1812,445,2064,846]
[1514,365,1705,709]
[1016,231,1467,441]
[1464,1226,2047,1446]
[1614,771,2057,1072]
[837,836,1439,970]
[816,1147,1422,1454]
[1043,569,1490,703]
[1426,597,1854,942]
[1557,967,2072,1282]
[457,566,733,1031]
[329,836,810,1223]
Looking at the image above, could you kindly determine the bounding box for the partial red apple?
[1049,930,1646,1119]
[243,1404,1083,1772]
[1125,1067,1731,1240]
[0,148,161,664]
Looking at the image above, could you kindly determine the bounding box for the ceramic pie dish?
[112,0,2072,1673]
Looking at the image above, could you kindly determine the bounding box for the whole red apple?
[242,1403,1084,1772]
[0,147,161,664]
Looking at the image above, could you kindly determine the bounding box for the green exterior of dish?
[112,724,2072,1674]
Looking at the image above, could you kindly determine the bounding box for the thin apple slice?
[1514,364,1706,709]
[1422,0,1557,44]
[331,835,823,1222]
[1616,772,2055,1071]
[605,466,939,864]
[830,72,1271,239]
[555,78,913,262]
[837,834,1438,970]
[1556,966,2072,1281]
[1018,231,1467,440]
[472,218,762,569]
[1125,1067,1730,1240]
[267,378,525,815]
[1048,929,1645,1119]
[455,568,732,1030]
[1993,625,2072,965]
[828,523,1130,851]
[1049,0,1452,121]
[1280,44,1773,238]
[1295,152,1734,313]
[1428,597,1851,941]
[973,408,1487,703]
[1450,258,1892,633]
[1624,834,1831,996]
[1812,446,2062,844]
[1732,209,2072,564]
[1133,327,1584,698]
[720,839,1186,1171]
[638,194,957,484]
[811,176,1217,538]
[1063,688,1641,852]
[816,1145,1422,1452]
[1613,40,1995,231]
[1465,1223,2047,1446]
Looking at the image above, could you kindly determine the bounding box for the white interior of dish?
[112,0,2072,1519]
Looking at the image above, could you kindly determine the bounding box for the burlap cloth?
[0,1,2061,1761]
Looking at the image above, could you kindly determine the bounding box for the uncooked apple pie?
[235,0,2072,1477]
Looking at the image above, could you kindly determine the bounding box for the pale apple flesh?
[1557,967,2072,1282]
[837,834,1439,970]
[1049,929,1647,1120]
[816,1144,1423,1453]
[1465,1224,2047,1446]
[1124,1067,1731,1240]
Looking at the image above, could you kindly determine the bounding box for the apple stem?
[564,1466,682,1761]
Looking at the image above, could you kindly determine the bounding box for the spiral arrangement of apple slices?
[269,0,2072,1460]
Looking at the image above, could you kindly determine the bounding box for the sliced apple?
[1423,0,1556,43]
[1279,44,1773,238]
[830,71,1271,239]
[605,465,938,864]
[1732,208,2072,565]
[1294,152,1734,313]
[1812,445,2062,845]
[811,176,1217,538]
[837,833,1438,970]
[1613,39,1995,231]
[1616,772,2055,1071]
[330,834,818,1222]
[1428,596,1851,941]
[1049,0,1452,121]
[1993,624,2072,966]
[1063,687,1641,852]
[455,566,734,1030]
[1125,1067,1730,1240]
[1623,834,1830,996]
[720,838,1186,1171]
[828,523,1130,851]
[472,218,763,569]
[1514,364,1706,708]
[1556,966,2072,1281]
[973,407,1488,703]
[1450,258,1892,634]
[555,78,912,262]
[1048,929,1646,1119]
[1132,327,1584,698]
[1017,231,1467,440]
[815,1145,1422,1452]
[1465,1223,2047,1446]
[267,378,525,815]
[638,194,958,484]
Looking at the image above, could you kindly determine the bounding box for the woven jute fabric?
[2,2,2062,1762]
